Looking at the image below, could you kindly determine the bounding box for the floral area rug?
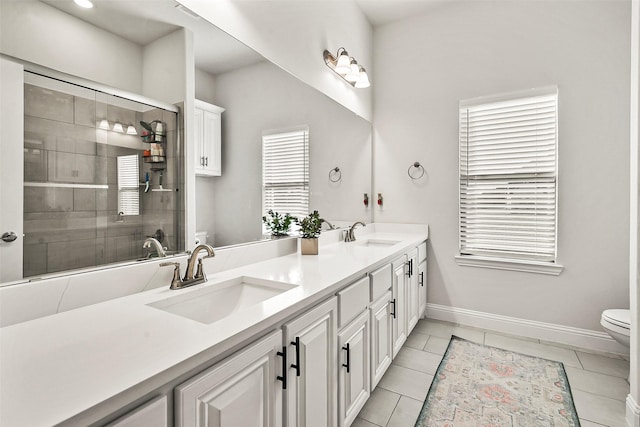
[415,336,580,427]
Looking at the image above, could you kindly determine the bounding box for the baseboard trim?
[627,395,640,427]
[426,303,629,356]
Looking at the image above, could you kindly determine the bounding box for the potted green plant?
[262,210,294,238]
[297,210,322,255]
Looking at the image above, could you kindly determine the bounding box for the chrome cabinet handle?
[1,232,17,243]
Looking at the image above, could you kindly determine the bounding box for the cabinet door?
[370,291,392,389]
[107,396,168,427]
[202,110,222,175]
[406,248,420,334]
[338,310,370,427]
[193,107,205,173]
[391,257,407,358]
[175,330,283,427]
[418,260,427,318]
[284,297,338,427]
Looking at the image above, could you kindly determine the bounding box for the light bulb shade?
[345,60,360,82]
[98,119,109,130]
[126,125,137,135]
[334,51,351,74]
[74,0,94,8]
[112,123,124,133]
[354,67,370,88]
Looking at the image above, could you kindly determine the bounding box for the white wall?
[209,60,371,247]
[629,0,639,422]
[0,0,142,93]
[195,68,216,103]
[373,0,631,332]
[142,29,190,106]
[175,0,373,121]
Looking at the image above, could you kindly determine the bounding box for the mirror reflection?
[0,0,372,283]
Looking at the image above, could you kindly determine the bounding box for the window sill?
[454,254,564,276]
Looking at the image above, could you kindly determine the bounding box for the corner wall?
[209,60,371,247]
[0,0,142,93]
[373,0,631,333]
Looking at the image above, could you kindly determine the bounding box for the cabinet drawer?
[369,263,391,302]
[418,242,427,263]
[338,276,369,329]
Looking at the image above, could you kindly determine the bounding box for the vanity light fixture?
[323,48,370,88]
[112,123,124,133]
[98,119,110,130]
[74,0,94,8]
[126,125,137,135]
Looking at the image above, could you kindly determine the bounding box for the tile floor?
[354,319,630,427]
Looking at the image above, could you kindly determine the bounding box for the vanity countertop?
[0,225,428,426]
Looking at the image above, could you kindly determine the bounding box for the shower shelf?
[144,155,166,163]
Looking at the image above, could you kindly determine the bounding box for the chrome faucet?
[143,237,166,258]
[345,221,366,242]
[320,218,336,230]
[160,243,215,290]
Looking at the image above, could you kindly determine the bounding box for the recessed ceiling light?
[74,0,94,9]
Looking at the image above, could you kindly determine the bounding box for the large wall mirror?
[0,0,372,284]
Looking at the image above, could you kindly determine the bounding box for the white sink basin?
[356,239,400,248]
[147,276,295,324]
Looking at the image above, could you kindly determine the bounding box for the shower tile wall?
[23,83,180,277]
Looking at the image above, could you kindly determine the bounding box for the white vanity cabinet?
[194,99,224,176]
[106,396,168,427]
[337,310,370,427]
[369,291,392,389]
[418,242,427,318]
[336,276,371,427]
[174,330,284,427]
[406,248,420,334]
[283,297,338,427]
[391,256,408,358]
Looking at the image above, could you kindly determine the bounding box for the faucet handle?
[160,262,183,290]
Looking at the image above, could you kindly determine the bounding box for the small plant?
[296,210,322,239]
[262,210,294,236]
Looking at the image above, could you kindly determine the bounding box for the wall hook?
[408,162,425,180]
[329,166,342,182]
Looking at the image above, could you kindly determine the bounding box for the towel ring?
[408,162,425,180]
[329,167,342,183]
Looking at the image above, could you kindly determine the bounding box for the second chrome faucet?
[160,244,215,290]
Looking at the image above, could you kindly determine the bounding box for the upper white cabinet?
[283,297,338,427]
[194,99,225,176]
[175,330,284,427]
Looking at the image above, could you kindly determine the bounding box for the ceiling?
[40,0,441,75]
[40,0,264,75]
[355,0,446,26]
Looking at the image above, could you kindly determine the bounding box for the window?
[117,154,139,216]
[262,127,310,219]
[457,87,562,274]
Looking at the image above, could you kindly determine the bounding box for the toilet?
[601,309,631,347]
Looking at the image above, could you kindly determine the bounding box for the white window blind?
[117,154,139,216]
[459,88,558,262]
[262,128,309,218]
